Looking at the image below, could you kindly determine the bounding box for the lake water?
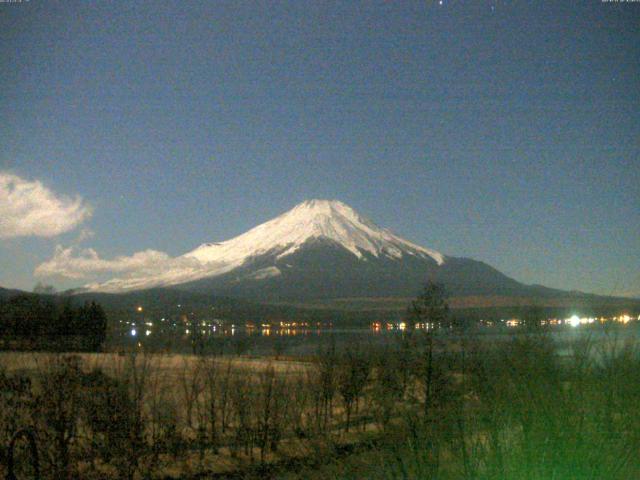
[118,322,640,357]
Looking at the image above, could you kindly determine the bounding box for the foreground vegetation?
[0,323,638,479]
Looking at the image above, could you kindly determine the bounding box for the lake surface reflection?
[119,320,640,357]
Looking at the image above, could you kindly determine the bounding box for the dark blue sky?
[1,0,639,296]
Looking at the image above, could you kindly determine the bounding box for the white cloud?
[34,245,230,292]
[35,246,179,279]
[0,172,92,239]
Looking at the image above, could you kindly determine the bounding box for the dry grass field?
[1,327,639,479]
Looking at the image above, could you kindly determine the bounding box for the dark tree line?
[0,294,107,351]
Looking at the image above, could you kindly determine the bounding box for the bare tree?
[337,348,370,432]
[286,373,311,439]
[407,281,450,418]
[315,337,337,432]
[218,360,233,434]
[201,356,221,453]
[111,352,153,480]
[178,357,204,435]
[254,364,286,463]
[228,367,253,459]
[371,347,405,430]
[35,355,84,480]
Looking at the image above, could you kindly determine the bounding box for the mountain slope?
[186,199,444,266]
[83,199,609,303]
[87,199,446,293]
[176,238,557,301]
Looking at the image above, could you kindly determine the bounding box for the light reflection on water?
[121,315,639,348]
[116,320,639,357]
[122,317,639,339]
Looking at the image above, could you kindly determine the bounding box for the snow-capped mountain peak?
[186,199,444,265]
[85,200,444,292]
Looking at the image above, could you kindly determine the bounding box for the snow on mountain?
[187,199,444,265]
[85,199,444,292]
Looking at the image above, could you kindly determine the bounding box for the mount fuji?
[80,199,582,304]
